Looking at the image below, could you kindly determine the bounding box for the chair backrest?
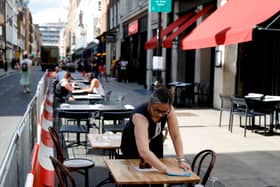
[219,94,232,109]
[105,90,112,101]
[49,156,76,187]
[198,81,209,94]
[101,111,131,121]
[191,149,216,186]
[58,110,92,120]
[117,95,125,102]
[230,96,248,113]
[48,126,65,163]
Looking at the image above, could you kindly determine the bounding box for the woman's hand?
[166,166,190,175]
[178,161,192,171]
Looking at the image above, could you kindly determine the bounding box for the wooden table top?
[104,158,200,185]
[88,133,121,149]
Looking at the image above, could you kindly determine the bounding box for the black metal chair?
[57,110,92,149]
[193,81,210,106]
[48,127,95,187]
[168,149,216,187]
[105,90,112,101]
[50,156,77,187]
[229,96,267,137]
[190,149,216,187]
[100,111,131,133]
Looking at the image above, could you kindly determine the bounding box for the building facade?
[0,0,40,69]
[61,0,280,110]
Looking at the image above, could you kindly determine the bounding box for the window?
[98,1,101,11]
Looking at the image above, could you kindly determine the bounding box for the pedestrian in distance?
[111,56,117,78]
[120,87,191,178]
[119,57,128,83]
[19,52,33,93]
[55,64,67,82]
[52,66,60,82]
[98,59,108,82]
[90,56,99,79]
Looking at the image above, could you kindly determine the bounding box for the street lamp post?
[150,0,172,86]
[156,12,162,83]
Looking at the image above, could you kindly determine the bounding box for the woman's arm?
[82,79,97,93]
[167,106,191,171]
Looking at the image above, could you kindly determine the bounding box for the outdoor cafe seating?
[100,111,131,134]
[219,92,280,137]
[229,96,267,137]
[57,110,92,149]
[49,127,95,187]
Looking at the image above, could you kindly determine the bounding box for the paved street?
[0,66,44,163]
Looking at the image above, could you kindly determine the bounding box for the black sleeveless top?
[55,81,71,101]
[120,103,167,158]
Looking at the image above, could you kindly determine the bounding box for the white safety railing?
[0,72,49,187]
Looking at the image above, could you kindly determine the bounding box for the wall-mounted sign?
[150,0,172,13]
[152,56,163,70]
[128,20,138,36]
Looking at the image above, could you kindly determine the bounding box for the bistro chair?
[229,96,267,137]
[218,94,232,127]
[100,111,132,133]
[49,156,77,187]
[57,109,92,149]
[190,149,216,187]
[105,90,112,102]
[48,126,95,187]
[193,81,210,106]
[168,149,216,187]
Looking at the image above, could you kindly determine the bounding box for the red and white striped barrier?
[32,92,55,187]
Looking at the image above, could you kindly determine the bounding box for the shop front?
[121,15,147,86]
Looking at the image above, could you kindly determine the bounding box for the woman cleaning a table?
[121,87,191,177]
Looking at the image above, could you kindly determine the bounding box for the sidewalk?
[67,76,280,187]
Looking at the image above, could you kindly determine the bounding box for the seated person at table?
[55,71,74,102]
[121,87,191,175]
[81,72,105,96]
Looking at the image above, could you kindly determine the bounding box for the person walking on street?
[120,57,128,83]
[19,52,33,93]
[111,56,117,78]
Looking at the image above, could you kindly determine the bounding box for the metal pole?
[156,12,162,82]
[3,0,7,72]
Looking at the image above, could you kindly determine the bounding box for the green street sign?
[150,0,172,13]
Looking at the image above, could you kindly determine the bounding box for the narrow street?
[0,66,44,162]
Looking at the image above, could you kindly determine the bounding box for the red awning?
[181,0,280,50]
[163,4,214,48]
[144,12,194,50]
